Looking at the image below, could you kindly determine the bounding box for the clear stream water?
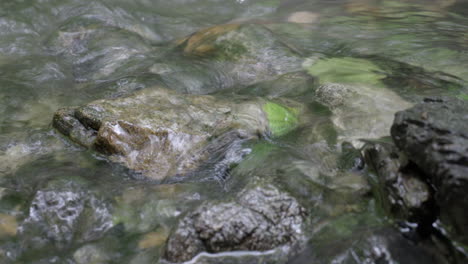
[0,0,467,263]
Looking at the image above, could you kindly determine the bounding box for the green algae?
[263,102,299,137]
[305,57,386,86]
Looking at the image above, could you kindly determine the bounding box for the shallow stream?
[1,0,467,263]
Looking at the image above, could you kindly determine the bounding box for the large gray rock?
[53,87,303,180]
[164,184,306,263]
[391,97,468,244]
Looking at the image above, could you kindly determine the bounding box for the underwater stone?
[177,23,303,87]
[18,181,113,247]
[315,82,412,146]
[53,87,303,180]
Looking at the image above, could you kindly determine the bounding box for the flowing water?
[0,0,467,263]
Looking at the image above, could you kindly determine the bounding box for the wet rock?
[170,250,289,264]
[149,23,305,94]
[164,184,306,263]
[338,141,365,171]
[53,87,303,180]
[362,140,434,223]
[112,184,198,234]
[314,82,412,146]
[291,226,458,264]
[18,180,113,248]
[391,97,468,244]
[176,23,303,88]
[228,140,369,216]
[46,13,155,82]
[288,142,369,199]
[305,57,415,145]
[0,131,66,176]
[147,22,304,94]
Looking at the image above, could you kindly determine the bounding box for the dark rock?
[164,184,306,263]
[289,227,459,264]
[338,141,365,171]
[362,140,435,223]
[391,97,468,244]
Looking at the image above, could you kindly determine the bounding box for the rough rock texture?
[391,97,468,244]
[53,87,302,180]
[18,181,113,248]
[362,140,434,223]
[164,184,306,263]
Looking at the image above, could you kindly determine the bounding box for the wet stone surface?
[289,226,457,264]
[313,82,413,146]
[391,97,468,245]
[53,87,303,181]
[362,140,435,223]
[164,184,307,263]
[18,180,113,249]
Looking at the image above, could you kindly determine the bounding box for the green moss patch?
[263,102,299,137]
[306,57,386,86]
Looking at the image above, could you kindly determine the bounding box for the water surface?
[1,0,467,263]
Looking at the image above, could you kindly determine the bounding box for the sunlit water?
[0,0,467,263]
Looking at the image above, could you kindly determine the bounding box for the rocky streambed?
[1,1,468,263]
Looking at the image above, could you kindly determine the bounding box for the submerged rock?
[53,87,303,180]
[47,18,155,82]
[314,82,412,146]
[18,180,113,248]
[391,97,468,245]
[176,23,303,88]
[145,23,304,94]
[112,184,198,234]
[235,71,315,99]
[149,22,307,94]
[164,184,306,263]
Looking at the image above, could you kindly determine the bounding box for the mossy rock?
[263,102,300,137]
[305,57,386,86]
[53,87,305,181]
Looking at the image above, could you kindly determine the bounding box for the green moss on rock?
[305,57,386,86]
[263,102,300,137]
